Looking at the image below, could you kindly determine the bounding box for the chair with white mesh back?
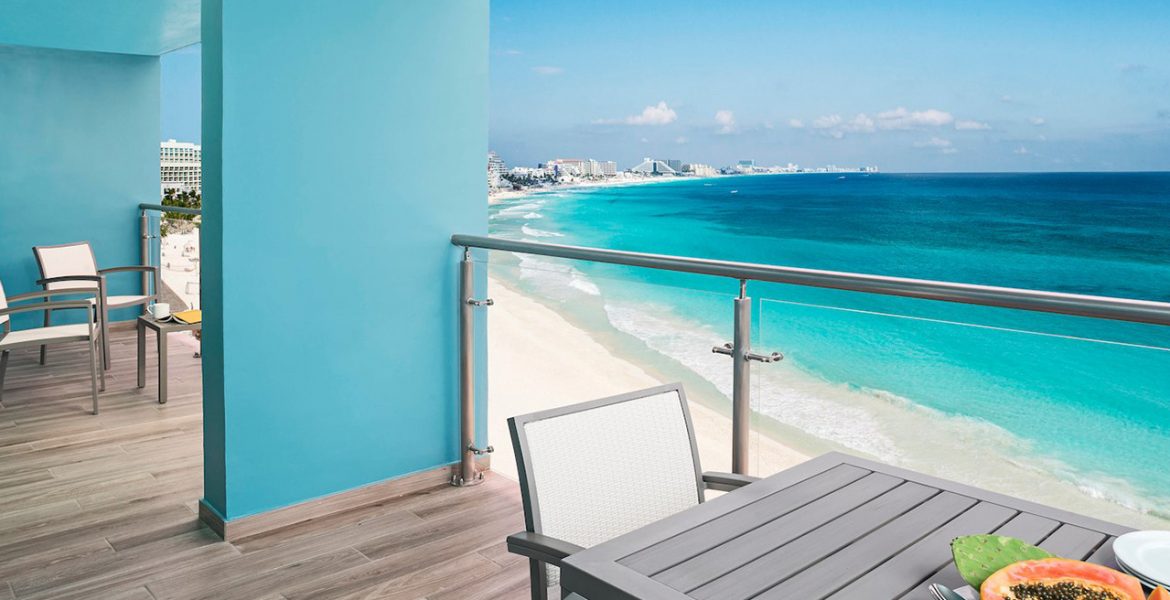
[0,277,106,414]
[33,241,159,370]
[505,383,759,600]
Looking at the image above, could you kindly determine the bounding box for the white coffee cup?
[149,303,171,320]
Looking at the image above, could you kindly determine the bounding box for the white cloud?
[1119,63,1148,73]
[1000,95,1015,104]
[1014,146,1030,155]
[812,108,954,137]
[914,137,957,155]
[622,101,678,126]
[788,119,805,129]
[715,109,737,134]
[955,119,991,130]
[640,137,649,143]
[812,112,872,135]
[846,113,876,132]
[1029,116,1046,126]
[501,49,523,56]
[813,114,843,129]
[674,136,689,145]
[532,66,563,76]
[913,137,952,148]
[875,107,954,129]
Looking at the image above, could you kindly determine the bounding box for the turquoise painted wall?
[0,45,158,329]
[201,0,489,520]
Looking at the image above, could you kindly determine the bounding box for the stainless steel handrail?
[451,234,1170,327]
[139,203,202,216]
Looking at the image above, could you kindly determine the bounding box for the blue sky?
[489,0,1170,172]
[162,1,1170,172]
[161,43,200,143]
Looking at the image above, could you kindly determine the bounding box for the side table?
[137,316,202,404]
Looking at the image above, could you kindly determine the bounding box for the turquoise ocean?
[488,172,1170,525]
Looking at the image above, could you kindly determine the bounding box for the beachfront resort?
[1,3,1168,600]
[489,151,880,198]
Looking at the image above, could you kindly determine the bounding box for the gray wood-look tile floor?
[0,328,532,600]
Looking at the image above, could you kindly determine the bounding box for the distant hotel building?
[488,151,506,187]
[684,163,719,177]
[546,158,617,178]
[510,166,548,179]
[630,157,678,176]
[160,139,201,194]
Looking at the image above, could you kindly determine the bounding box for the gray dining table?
[560,452,1132,600]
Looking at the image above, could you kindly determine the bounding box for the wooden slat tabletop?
[560,452,1132,600]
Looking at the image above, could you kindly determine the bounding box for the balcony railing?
[452,233,1170,528]
[139,203,201,312]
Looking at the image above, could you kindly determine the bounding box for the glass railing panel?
[146,209,201,311]
[756,289,1170,529]
[481,254,739,480]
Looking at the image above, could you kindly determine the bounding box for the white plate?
[1114,531,1170,587]
[1118,556,1165,590]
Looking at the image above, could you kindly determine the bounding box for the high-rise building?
[684,163,719,177]
[488,151,506,187]
[487,151,506,177]
[160,139,201,195]
[549,158,587,176]
[665,159,683,173]
[629,157,678,176]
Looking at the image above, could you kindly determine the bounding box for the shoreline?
[487,274,810,481]
[488,173,729,205]
[488,264,1170,529]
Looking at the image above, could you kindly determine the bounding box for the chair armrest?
[97,265,158,275]
[0,300,96,318]
[702,471,760,492]
[96,266,159,298]
[506,532,585,567]
[6,288,99,304]
[35,274,103,287]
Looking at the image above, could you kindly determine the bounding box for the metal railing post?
[139,210,151,304]
[731,281,751,475]
[454,248,493,486]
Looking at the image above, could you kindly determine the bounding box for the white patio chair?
[33,241,159,370]
[0,278,106,414]
[505,383,759,600]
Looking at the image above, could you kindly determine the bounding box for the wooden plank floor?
[0,328,532,600]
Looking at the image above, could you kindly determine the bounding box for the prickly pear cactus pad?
[951,535,1055,589]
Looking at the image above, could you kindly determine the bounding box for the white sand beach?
[486,275,809,481]
[484,273,1170,529]
[489,174,727,205]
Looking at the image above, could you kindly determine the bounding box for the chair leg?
[529,559,549,600]
[0,350,9,406]
[40,308,52,365]
[101,304,111,371]
[89,337,100,415]
[97,336,106,392]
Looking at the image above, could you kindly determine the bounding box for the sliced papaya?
[981,558,1144,600]
[1150,587,1170,600]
